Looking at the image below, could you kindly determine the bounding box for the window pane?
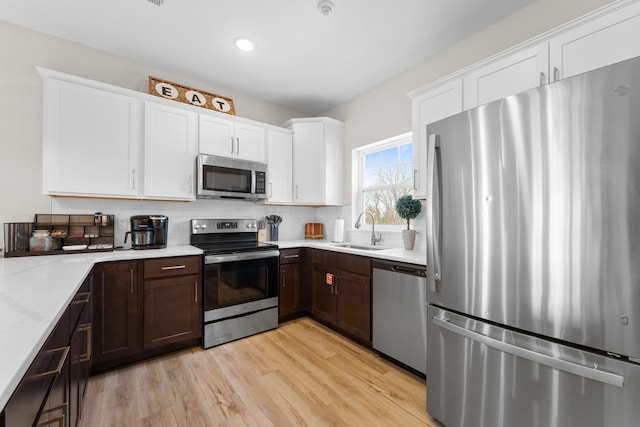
[381,147,397,167]
[365,152,380,170]
[363,188,411,225]
[364,169,380,187]
[399,143,412,163]
[379,166,398,184]
[398,164,413,184]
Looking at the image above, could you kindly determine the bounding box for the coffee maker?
[124,215,168,249]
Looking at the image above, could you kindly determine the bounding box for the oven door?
[203,250,279,313]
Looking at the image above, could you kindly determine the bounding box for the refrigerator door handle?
[427,132,442,291]
[433,316,625,388]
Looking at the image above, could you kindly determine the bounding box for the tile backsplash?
[50,198,426,253]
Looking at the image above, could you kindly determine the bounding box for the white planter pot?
[402,229,417,250]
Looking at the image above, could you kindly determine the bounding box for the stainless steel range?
[190,218,279,348]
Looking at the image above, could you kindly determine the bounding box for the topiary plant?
[395,194,421,230]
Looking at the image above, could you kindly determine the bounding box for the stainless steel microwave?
[196,155,267,200]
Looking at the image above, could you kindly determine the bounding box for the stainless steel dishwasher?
[372,260,427,374]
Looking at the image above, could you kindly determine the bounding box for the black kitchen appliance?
[190,218,279,348]
[124,215,168,249]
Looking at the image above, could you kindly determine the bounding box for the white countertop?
[0,245,202,410]
[272,240,427,266]
[0,241,424,411]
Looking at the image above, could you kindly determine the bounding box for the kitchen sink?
[332,243,389,251]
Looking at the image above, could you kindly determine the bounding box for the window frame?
[351,132,413,231]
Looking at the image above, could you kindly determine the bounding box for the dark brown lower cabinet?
[279,249,302,320]
[143,274,201,349]
[311,250,372,343]
[92,260,141,370]
[92,256,202,373]
[2,274,92,427]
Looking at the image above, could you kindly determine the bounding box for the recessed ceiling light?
[234,37,255,52]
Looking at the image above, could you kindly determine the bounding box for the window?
[353,132,413,227]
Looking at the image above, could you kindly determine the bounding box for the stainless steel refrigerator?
[425,56,640,427]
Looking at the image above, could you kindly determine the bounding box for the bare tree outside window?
[357,136,413,226]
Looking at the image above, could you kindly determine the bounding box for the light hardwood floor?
[80,317,437,426]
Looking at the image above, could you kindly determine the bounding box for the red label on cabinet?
[326,273,334,285]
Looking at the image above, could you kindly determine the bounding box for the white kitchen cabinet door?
[235,121,266,163]
[143,102,197,200]
[287,117,344,205]
[198,114,235,158]
[42,79,141,197]
[549,1,640,81]
[463,42,549,110]
[265,129,293,204]
[199,114,265,162]
[410,79,463,199]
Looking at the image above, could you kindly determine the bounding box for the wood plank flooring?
[80,317,437,426]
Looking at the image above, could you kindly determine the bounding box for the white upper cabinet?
[199,114,266,163]
[285,117,344,206]
[549,1,640,81]
[463,43,549,110]
[143,102,198,201]
[265,129,293,204]
[410,80,463,199]
[42,78,141,198]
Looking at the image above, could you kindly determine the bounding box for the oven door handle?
[205,250,280,264]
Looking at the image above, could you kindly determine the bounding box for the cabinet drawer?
[144,256,201,279]
[279,249,301,264]
[313,249,371,276]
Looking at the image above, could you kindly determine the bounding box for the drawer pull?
[37,402,68,427]
[161,265,186,271]
[194,282,198,303]
[70,292,90,305]
[283,255,299,259]
[30,346,70,380]
[78,323,92,363]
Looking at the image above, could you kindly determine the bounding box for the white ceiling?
[0,0,534,115]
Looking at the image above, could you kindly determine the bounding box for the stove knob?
[194,224,200,229]
[246,223,252,228]
[201,224,208,230]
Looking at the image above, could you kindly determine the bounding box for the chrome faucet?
[354,211,382,246]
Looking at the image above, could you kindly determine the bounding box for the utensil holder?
[269,224,279,241]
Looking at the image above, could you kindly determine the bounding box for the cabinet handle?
[188,174,193,194]
[282,270,286,288]
[295,185,299,199]
[283,254,299,259]
[130,269,134,294]
[334,277,339,295]
[540,71,546,86]
[413,170,418,190]
[230,136,234,154]
[553,66,560,82]
[131,169,136,190]
[37,402,68,427]
[236,137,240,154]
[269,182,273,198]
[78,323,92,363]
[30,346,70,380]
[71,291,91,305]
[194,282,198,303]
[161,265,186,271]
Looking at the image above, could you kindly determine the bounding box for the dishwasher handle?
[372,260,426,277]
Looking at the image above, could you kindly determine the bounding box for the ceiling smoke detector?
[317,0,335,16]
[146,0,164,6]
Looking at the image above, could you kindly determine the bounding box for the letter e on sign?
[212,97,232,113]
[155,82,179,99]
[325,273,334,285]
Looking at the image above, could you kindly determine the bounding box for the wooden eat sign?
[148,76,236,116]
